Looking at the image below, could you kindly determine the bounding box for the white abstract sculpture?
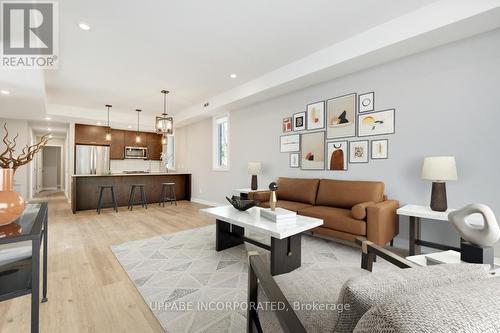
[448,204,500,247]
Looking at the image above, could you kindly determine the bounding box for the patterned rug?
[111,225,394,332]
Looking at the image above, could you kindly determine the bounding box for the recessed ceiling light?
[47,128,52,132]
[229,73,237,79]
[49,134,53,139]
[44,116,52,120]
[0,90,10,95]
[79,22,91,31]
[96,122,102,126]
[127,125,132,129]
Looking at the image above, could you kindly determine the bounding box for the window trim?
[212,113,230,171]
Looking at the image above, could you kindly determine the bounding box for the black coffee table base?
[215,219,301,276]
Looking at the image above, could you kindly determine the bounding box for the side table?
[0,202,48,333]
[397,204,483,255]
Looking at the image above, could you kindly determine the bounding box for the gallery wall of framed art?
[280,90,396,170]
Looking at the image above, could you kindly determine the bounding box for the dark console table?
[0,202,48,333]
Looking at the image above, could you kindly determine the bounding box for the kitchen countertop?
[72,172,191,177]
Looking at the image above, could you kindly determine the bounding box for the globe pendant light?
[135,109,141,143]
[105,104,112,141]
[155,90,173,135]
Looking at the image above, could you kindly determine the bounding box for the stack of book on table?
[260,207,297,224]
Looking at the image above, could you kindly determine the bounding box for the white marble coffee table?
[200,205,323,275]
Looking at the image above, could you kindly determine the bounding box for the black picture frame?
[371,139,389,160]
[306,101,325,130]
[325,140,348,171]
[357,109,395,137]
[293,111,306,131]
[300,131,325,171]
[349,140,369,163]
[326,93,357,140]
[358,92,375,113]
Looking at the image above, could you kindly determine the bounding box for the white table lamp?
[248,162,261,191]
[421,156,457,211]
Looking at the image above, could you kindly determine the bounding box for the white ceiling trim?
[174,0,500,126]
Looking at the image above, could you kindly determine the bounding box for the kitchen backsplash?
[110,159,164,173]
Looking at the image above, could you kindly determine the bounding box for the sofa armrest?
[248,190,271,203]
[366,200,399,247]
[351,201,376,220]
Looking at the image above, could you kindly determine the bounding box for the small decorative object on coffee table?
[247,162,261,191]
[449,203,500,265]
[225,196,257,211]
[421,156,457,211]
[268,182,278,211]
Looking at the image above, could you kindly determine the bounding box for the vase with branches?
[0,123,49,225]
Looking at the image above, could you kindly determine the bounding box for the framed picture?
[289,153,299,168]
[293,112,306,131]
[280,134,300,153]
[300,131,325,170]
[326,93,356,139]
[282,117,292,133]
[306,101,325,130]
[326,141,348,171]
[358,109,395,137]
[349,140,369,163]
[371,139,388,159]
[358,92,374,113]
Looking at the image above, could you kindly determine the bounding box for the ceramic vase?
[0,168,25,225]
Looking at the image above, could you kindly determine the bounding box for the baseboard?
[191,197,223,207]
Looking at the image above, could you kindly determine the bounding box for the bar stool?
[159,183,177,207]
[97,185,118,214]
[128,184,148,210]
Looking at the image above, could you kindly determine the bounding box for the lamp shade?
[421,156,457,181]
[248,162,261,175]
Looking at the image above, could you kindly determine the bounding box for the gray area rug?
[111,225,394,332]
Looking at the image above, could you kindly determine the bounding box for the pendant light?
[135,109,141,143]
[105,104,112,141]
[155,90,174,135]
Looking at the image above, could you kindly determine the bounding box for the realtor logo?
[1,1,58,68]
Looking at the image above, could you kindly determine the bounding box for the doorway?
[42,146,62,190]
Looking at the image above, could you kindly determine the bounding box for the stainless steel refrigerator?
[75,145,110,175]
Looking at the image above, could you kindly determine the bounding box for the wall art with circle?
[358,92,374,113]
[326,141,348,171]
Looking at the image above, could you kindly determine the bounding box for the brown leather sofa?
[248,177,399,246]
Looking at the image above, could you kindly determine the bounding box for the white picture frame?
[358,92,374,113]
[289,153,299,168]
[280,134,300,153]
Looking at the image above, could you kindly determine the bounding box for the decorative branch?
[0,123,49,173]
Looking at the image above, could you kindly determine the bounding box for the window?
[213,114,229,170]
[163,135,175,170]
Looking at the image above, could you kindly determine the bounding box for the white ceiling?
[44,0,439,116]
[2,0,500,130]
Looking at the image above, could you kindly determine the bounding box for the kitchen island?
[71,173,191,213]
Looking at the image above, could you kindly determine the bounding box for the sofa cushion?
[354,276,500,333]
[299,206,366,236]
[334,263,490,333]
[276,177,320,205]
[316,179,384,209]
[260,200,312,212]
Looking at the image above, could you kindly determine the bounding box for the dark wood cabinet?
[147,133,163,160]
[75,124,108,145]
[75,124,161,160]
[124,131,147,147]
[110,129,125,159]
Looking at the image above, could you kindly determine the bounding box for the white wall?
[176,29,500,251]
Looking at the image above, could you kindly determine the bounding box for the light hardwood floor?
[0,192,213,332]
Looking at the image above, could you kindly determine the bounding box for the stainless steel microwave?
[124,146,148,159]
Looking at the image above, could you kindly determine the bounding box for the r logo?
[2,2,53,54]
